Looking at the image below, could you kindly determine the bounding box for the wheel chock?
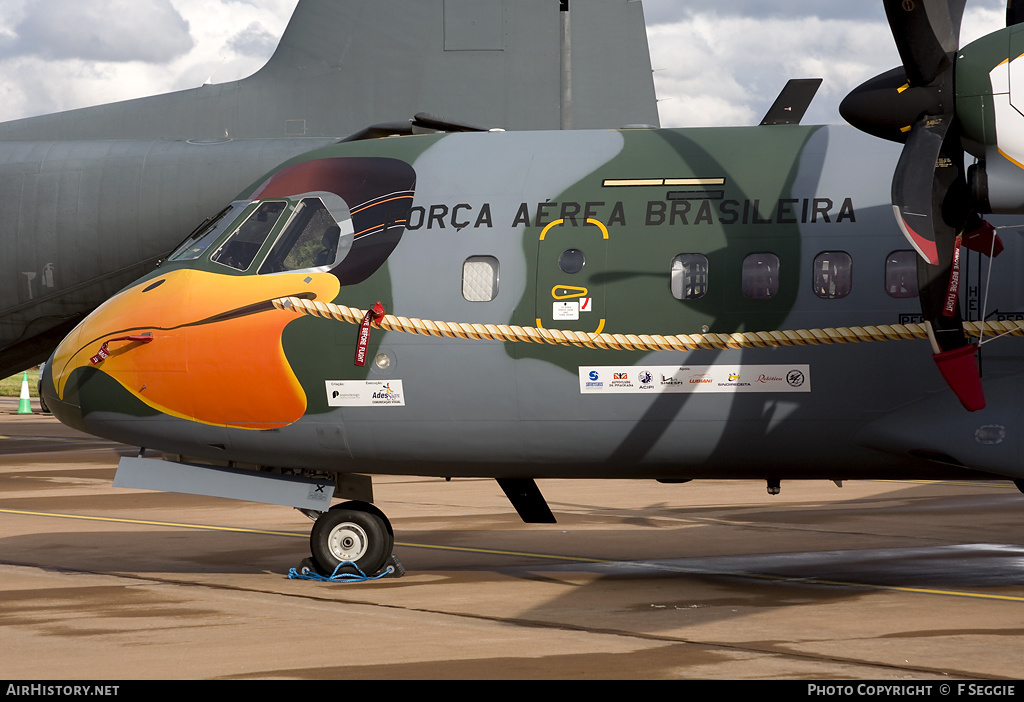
[384,554,405,578]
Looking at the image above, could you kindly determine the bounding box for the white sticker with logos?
[579,365,810,394]
[326,380,405,406]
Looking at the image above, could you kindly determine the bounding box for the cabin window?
[885,250,918,298]
[211,201,288,271]
[812,251,853,299]
[741,253,780,300]
[259,198,345,274]
[670,254,709,300]
[463,256,499,301]
[168,201,248,262]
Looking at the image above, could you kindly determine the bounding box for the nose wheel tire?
[309,503,392,577]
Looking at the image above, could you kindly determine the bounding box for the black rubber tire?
[309,506,391,577]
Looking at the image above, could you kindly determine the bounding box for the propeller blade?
[1009,0,1024,27]
[895,108,971,311]
[883,0,966,86]
[915,213,965,354]
[906,120,984,410]
[891,114,955,264]
[932,346,986,411]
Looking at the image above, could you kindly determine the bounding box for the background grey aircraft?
[0,0,660,378]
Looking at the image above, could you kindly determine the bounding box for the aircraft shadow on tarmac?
[3,483,1023,600]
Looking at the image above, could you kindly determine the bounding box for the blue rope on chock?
[288,560,395,583]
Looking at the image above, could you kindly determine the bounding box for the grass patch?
[0,369,40,397]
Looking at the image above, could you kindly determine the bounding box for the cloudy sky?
[0,0,1011,129]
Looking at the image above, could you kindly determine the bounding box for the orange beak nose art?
[52,269,340,429]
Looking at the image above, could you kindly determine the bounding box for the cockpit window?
[167,201,248,262]
[259,196,352,275]
[210,201,288,271]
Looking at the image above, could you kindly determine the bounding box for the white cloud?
[227,22,279,58]
[10,0,193,63]
[0,0,298,122]
[960,7,1008,44]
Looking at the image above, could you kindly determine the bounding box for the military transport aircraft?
[41,0,1024,578]
[0,0,658,378]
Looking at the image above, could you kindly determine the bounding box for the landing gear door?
[534,216,609,337]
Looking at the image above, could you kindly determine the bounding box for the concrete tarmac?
[2,400,1024,680]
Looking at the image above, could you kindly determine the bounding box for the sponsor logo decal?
[326,380,405,407]
[585,370,604,389]
[579,365,811,395]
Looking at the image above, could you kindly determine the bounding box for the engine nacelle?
[969,152,1024,214]
[958,26,1024,214]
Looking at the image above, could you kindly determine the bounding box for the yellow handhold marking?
[539,218,609,240]
[586,218,610,239]
[539,219,565,241]
[552,286,589,300]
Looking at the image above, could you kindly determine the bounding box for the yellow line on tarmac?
[392,540,611,564]
[4,508,1024,602]
[0,508,301,538]
[721,569,1024,602]
[875,479,1016,488]
[0,435,108,442]
[795,578,1024,603]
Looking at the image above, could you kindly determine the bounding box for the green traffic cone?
[17,371,32,414]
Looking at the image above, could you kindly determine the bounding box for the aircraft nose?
[45,273,173,442]
[40,351,85,433]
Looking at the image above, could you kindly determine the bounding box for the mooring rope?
[272,296,1024,351]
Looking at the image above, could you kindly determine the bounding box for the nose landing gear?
[308,501,396,577]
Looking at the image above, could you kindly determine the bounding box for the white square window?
[463,256,499,301]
